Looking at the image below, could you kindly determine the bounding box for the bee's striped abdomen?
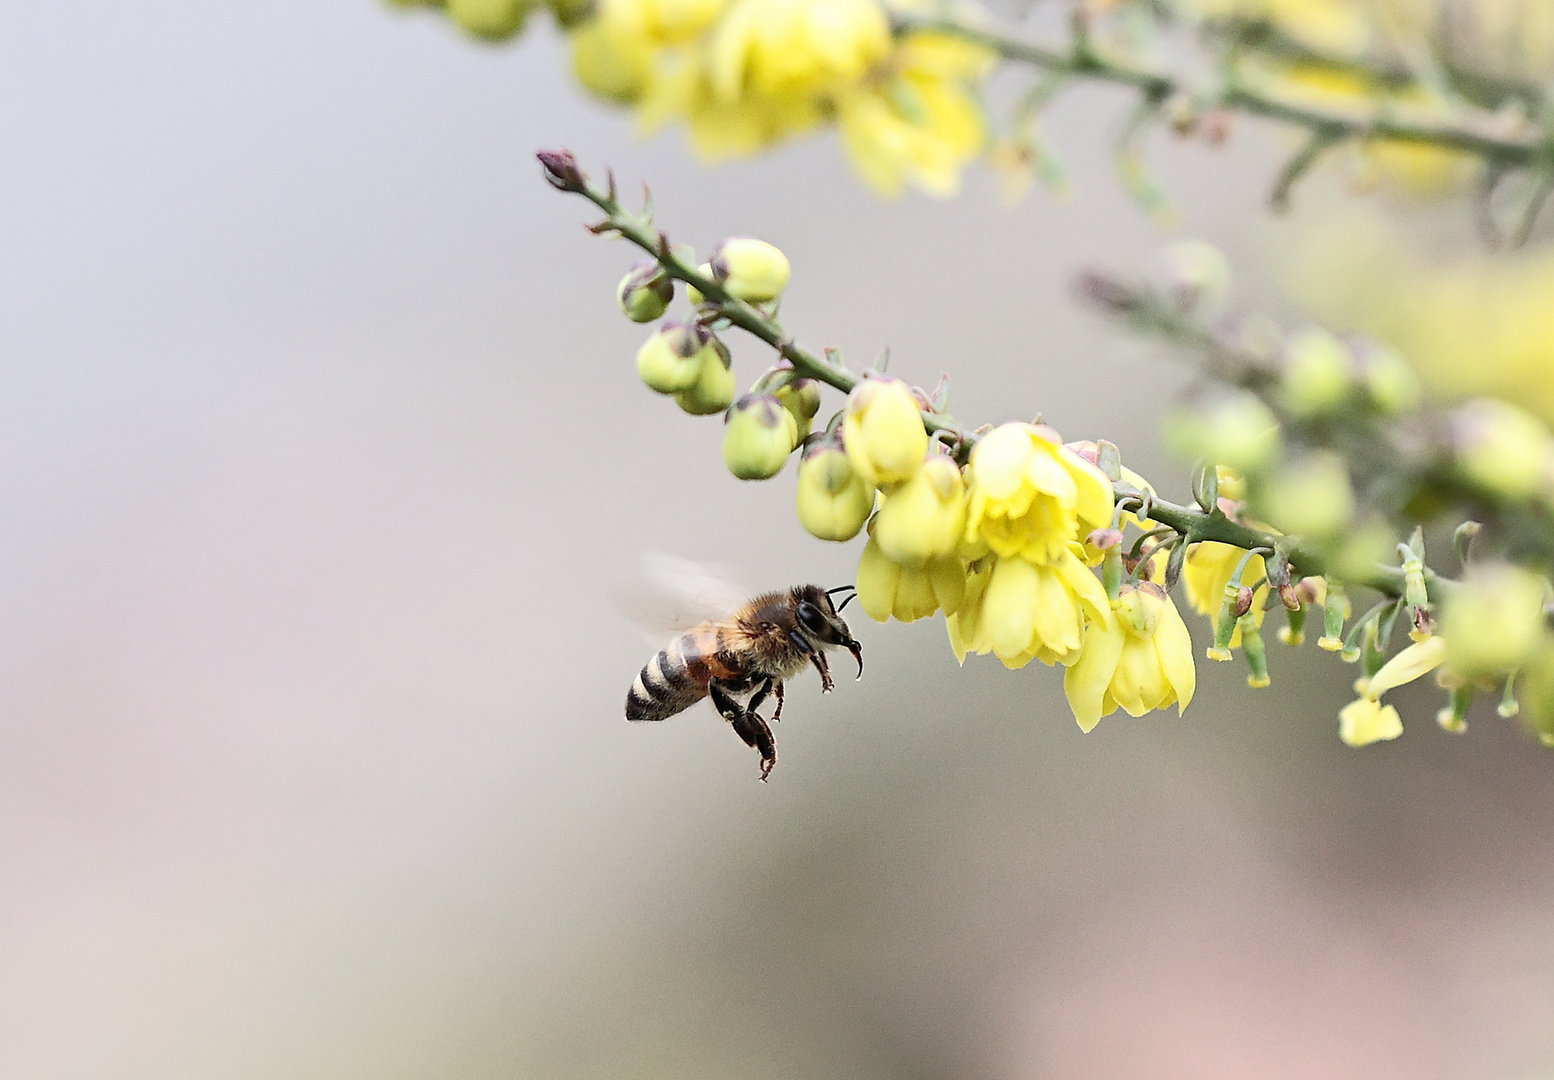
[626,630,718,722]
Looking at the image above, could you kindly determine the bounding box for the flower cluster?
[394,0,991,196]
[553,148,1554,752]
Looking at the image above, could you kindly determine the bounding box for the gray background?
[2,3,1552,1077]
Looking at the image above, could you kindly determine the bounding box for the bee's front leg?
[808,650,834,693]
[709,681,776,781]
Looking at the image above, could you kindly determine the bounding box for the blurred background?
[2,2,1553,1077]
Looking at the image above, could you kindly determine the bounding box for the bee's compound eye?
[797,601,827,636]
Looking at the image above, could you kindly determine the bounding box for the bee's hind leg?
[710,681,776,781]
[747,677,784,723]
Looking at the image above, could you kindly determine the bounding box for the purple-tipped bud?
[1233,585,1255,619]
[537,149,585,192]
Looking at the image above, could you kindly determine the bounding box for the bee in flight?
[626,582,863,781]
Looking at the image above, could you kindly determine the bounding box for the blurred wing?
[615,551,753,644]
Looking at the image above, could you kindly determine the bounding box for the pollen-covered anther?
[723,393,798,480]
[709,237,791,303]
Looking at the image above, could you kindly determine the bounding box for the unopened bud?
[795,439,873,542]
[709,237,790,303]
[672,342,736,416]
[1159,239,1230,314]
[843,376,928,487]
[536,148,585,192]
[1255,451,1355,538]
[1087,528,1124,551]
[775,378,822,442]
[1355,342,1420,415]
[722,394,798,480]
[1442,563,1549,678]
[1163,393,1280,473]
[1436,685,1472,733]
[1452,397,1554,500]
[1281,327,1352,417]
[637,321,713,394]
[446,0,533,40]
[617,261,674,323]
[1233,585,1255,618]
[873,455,968,566]
[1278,604,1307,646]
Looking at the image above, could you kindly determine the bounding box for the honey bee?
[626,582,863,781]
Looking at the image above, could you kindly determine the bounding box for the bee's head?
[794,584,864,679]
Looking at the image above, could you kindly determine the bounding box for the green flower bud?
[709,237,790,303]
[1254,451,1355,538]
[775,378,822,442]
[1163,393,1280,473]
[446,0,534,40]
[1159,239,1230,314]
[636,321,713,394]
[1452,397,1554,500]
[672,340,735,416]
[1356,342,1420,415]
[1241,617,1270,688]
[617,261,674,323]
[1442,563,1549,679]
[873,455,968,566]
[722,394,798,480]
[1278,604,1307,646]
[795,439,873,541]
[1517,645,1554,746]
[1436,685,1472,733]
[545,0,594,29]
[843,376,928,487]
[1280,327,1352,417]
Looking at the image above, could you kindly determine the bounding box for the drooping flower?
[949,546,1110,668]
[1063,582,1196,732]
[794,437,873,541]
[962,423,1114,566]
[855,534,963,622]
[872,453,967,566]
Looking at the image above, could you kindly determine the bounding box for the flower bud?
[1281,327,1352,417]
[1159,239,1230,314]
[722,394,798,480]
[685,263,715,305]
[672,342,736,416]
[636,321,713,394]
[1254,451,1355,538]
[1442,563,1549,678]
[709,237,790,303]
[446,0,533,40]
[1356,342,1420,415]
[843,377,928,487]
[1452,397,1554,500]
[1436,685,1471,733]
[617,261,674,323]
[795,440,873,541]
[1163,393,1280,472]
[775,378,821,442]
[1278,604,1307,646]
[873,455,968,566]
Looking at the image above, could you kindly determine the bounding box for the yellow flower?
[1063,582,1196,732]
[570,9,657,104]
[836,32,991,197]
[1339,697,1404,747]
[636,55,826,159]
[873,454,967,566]
[855,535,963,622]
[1183,541,1267,647]
[708,0,890,101]
[953,548,1109,668]
[605,0,726,45]
[1336,635,1449,747]
[964,423,1114,566]
[842,376,928,487]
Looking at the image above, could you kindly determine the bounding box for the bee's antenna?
[828,584,858,612]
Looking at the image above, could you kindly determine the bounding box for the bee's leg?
[709,681,776,781]
[746,677,773,717]
[771,679,785,723]
[808,649,835,693]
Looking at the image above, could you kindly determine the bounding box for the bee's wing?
[615,551,753,645]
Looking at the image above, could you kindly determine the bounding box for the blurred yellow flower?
[709,0,890,100]
[836,32,991,197]
[1338,696,1403,746]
